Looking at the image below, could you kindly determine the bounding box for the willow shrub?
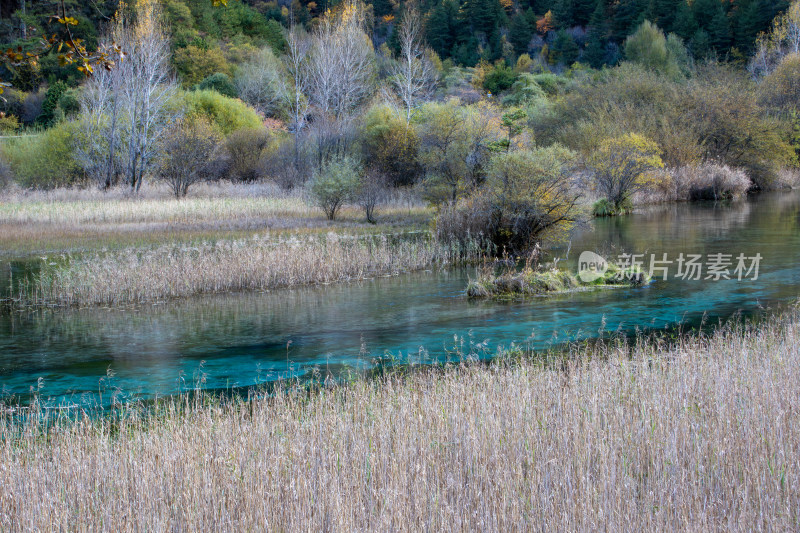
[0,121,85,189]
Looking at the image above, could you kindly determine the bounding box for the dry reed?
[20,233,480,307]
[1,313,798,531]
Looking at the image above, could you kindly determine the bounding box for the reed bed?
[20,233,481,307]
[1,313,799,531]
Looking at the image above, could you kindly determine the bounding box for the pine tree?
[550,29,580,64]
[707,4,731,53]
[690,28,711,58]
[691,0,717,30]
[673,1,698,41]
[612,0,648,41]
[509,12,534,54]
[646,0,680,33]
[552,0,575,28]
[427,0,458,58]
[583,0,609,67]
[573,0,598,26]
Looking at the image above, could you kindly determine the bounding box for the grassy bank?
[0,183,453,308]
[0,183,431,255]
[1,312,799,530]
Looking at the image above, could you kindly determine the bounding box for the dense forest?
[0,0,798,248]
[0,0,789,90]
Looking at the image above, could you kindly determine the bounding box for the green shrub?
[37,81,68,126]
[182,90,262,136]
[1,121,84,189]
[591,198,633,217]
[173,45,232,87]
[309,156,363,220]
[483,64,518,95]
[501,73,547,106]
[530,73,567,96]
[436,145,581,255]
[194,72,238,98]
[361,105,422,186]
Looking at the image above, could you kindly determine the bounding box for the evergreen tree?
[509,12,534,54]
[612,0,649,41]
[690,28,711,58]
[574,0,600,26]
[673,1,698,40]
[583,0,609,67]
[552,0,575,28]
[646,0,680,33]
[707,5,731,53]
[550,29,580,64]
[691,0,717,30]
[427,0,459,58]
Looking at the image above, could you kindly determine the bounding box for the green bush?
[182,90,262,136]
[483,64,518,95]
[501,73,547,106]
[360,105,422,186]
[1,122,84,189]
[309,156,363,220]
[530,73,568,96]
[591,198,633,217]
[173,45,232,87]
[194,72,238,98]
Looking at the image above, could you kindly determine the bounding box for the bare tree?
[235,47,287,116]
[77,48,125,189]
[357,170,387,223]
[750,1,800,77]
[306,1,375,163]
[156,117,222,198]
[285,27,311,173]
[119,0,178,192]
[390,5,437,125]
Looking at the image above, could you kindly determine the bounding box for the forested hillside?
[0,0,788,92]
[0,0,798,239]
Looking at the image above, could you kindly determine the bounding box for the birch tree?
[306,1,375,163]
[390,5,436,125]
[77,45,125,189]
[235,47,287,116]
[285,27,311,170]
[119,0,177,191]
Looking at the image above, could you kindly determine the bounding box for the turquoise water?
[1,192,799,407]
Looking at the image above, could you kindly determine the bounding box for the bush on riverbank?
[1,311,798,530]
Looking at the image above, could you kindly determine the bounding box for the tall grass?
[1,313,798,530]
[18,233,484,307]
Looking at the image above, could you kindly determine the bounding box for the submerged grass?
[1,312,799,530]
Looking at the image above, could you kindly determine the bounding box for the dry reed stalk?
[0,315,798,531]
[21,233,481,307]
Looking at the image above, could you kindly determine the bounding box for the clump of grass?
[591,197,634,217]
[0,313,798,530]
[467,262,649,298]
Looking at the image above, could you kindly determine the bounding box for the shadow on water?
[1,191,799,408]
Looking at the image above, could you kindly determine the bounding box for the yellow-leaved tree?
[588,133,664,215]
